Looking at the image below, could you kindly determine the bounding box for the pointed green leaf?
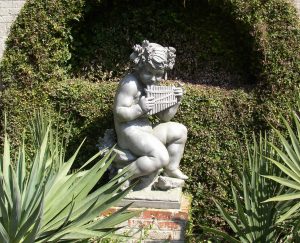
[267,158,300,184]
[15,195,44,242]
[89,203,142,229]
[263,175,300,190]
[276,202,300,224]
[2,133,11,197]
[0,222,9,243]
[270,143,300,176]
[201,225,240,243]
[264,192,300,202]
[9,166,22,239]
[22,195,44,243]
[213,199,240,234]
[231,185,254,242]
[283,116,300,171]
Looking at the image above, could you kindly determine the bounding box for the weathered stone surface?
[294,0,300,13]
[118,187,183,209]
[153,176,185,191]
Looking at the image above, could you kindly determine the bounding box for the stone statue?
[112,40,188,187]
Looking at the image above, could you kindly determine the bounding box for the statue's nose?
[151,76,156,82]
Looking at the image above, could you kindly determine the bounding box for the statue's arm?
[156,104,180,122]
[156,86,183,122]
[114,82,145,122]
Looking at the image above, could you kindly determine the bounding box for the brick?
[12,1,26,9]
[0,8,11,16]
[96,195,191,242]
[148,230,173,240]
[128,219,155,229]
[0,15,15,23]
[116,227,142,239]
[0,1,13,9]
[100,207,117,217]
[173,230,185,240]
[0,23,8,35]
[173,211,189,220]
[0,37,6,45]
[9,7,22,15]
[157,220,185,230]
[143,210,173,220]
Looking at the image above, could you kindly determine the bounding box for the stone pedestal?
[102,193,191,243]
[118,187,183,209]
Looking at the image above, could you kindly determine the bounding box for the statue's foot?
[118,178,130,191]
[117,169,131,191]
[164,169,188,180]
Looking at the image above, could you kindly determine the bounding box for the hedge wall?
[209,0,300,123]
[0,0,299,238]
[1,0,299,94]
[1,79,257,231]
[0,0,85,88]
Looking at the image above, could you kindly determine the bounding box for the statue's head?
[130,40,176,85]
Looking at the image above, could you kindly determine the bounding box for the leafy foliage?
[201,134,287,242]
[0,112,139,242]
[264,112,300,234]
[208,0,300,124]
[0,0,299,239]
[202,108,300,241]
[0,0,85,88]
[70,0,251,86]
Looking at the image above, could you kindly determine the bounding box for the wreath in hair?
[130,40,176,70]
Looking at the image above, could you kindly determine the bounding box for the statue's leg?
[122,130,170,179]
[153,122,188,180]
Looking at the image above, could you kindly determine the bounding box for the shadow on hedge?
[69,0,254,88]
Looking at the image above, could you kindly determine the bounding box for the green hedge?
[0,0,85,88]
[209,0,300,117]
[1,0,299,95]
[1,80,256,230]
[1,0,300,238]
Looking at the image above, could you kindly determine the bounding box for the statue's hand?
[139,96,155,113]
[174,87,184,101]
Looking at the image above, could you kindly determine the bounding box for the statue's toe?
[164,168,188,180]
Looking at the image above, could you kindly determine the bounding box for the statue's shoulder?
[118,73,139,94]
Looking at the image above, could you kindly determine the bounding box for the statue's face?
[139,64,165,85]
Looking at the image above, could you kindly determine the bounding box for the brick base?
[102,195,191,243]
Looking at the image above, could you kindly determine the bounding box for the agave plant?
[264,112,300,237]
[0,113,140,242]
[202,134,287,242]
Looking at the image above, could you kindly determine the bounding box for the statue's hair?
[130,40,176,70]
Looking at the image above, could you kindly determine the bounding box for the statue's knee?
[159,150,170,167]
[152,147,169,168]
[171,123,187,141]
[179,124,188,140]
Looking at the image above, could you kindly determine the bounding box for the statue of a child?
[113,40,188,182]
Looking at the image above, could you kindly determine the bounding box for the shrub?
[0,112,139,242]
[208,0,300,122]
[264,112,300,236]
[202,134,287,242]
[0,0,85,88]
[1,0,299,99]
[202,108,300,241]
